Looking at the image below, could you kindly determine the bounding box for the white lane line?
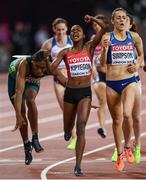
[41,133,146,180]
[0,102,59,118]
[1,109,146,152]
[1,108,146,133]
[1,156,146,166]
[0,100,99,131]
[0,114,63,133]
[0,158,42,163]
[0,103,99,132]
[0,117,112,153]
[0,132,63,153]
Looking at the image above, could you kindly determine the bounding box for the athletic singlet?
[65,48,92,78]
[107,31,135,65]
[93,43,102,67]
[9,57,47,83]
[51,35,72,69]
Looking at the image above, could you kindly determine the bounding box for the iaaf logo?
[112,45,134,51]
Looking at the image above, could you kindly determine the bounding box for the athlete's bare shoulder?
[129,31,143,48]
[15,58,29,77]
[41,37,53,50]
[130,31,141,40]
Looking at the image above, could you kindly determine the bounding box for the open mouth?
[73,34,79,39]
[120,23,124,26]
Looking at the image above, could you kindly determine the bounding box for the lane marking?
[0,119,111,152]
[0,116,113,152]
[0,105,146,132]
[41,133,146,180]
[0,102,59,118]
[1,109,146,152]
[0,114,63,132]
[0,105,99,132]
[0,158,42,163]
[1,156,146,166]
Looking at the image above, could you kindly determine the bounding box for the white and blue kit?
[106,31,137,93]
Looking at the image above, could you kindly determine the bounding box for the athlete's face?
[125,16,132,31]
[112,10,127,31]
[32,60,46,77]
[70,25,84,42]
[54,23,68,39]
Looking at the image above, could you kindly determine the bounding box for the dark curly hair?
[32,50,45,61]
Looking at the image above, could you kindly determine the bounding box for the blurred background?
[0,0,146,72]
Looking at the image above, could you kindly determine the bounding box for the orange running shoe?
[124,147,134,163]
[115,152,125,172]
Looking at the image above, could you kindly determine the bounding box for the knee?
[76,121,86,136]
[123,113,131,121]
[26,98,35,106]
[133,115,141,124]
[113,119,121,127]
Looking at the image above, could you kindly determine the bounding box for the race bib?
[111,45,134,65]
[69,61,92,77]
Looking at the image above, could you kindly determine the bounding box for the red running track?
[0,69,146,179]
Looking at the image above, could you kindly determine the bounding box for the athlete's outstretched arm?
[84,15,107,52]
[50,48,67,71]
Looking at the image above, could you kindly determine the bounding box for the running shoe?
[115,152,125,172]
[97,128,107,138]
[111,148,118,162]
[124,147,134,163]
[74,166,83,176]
[32,134,44,153]
[64,132,71,141]
[24,141,33,165]
[67,138,77,150]
[134,146,141,164]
